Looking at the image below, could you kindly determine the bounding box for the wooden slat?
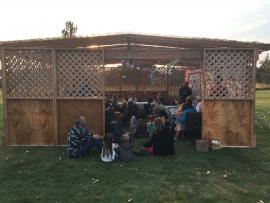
[105,59,202,66]
[6,100,54,145]
[6,97,52,100]
[56,97,104,100]
[128,34,270,50]
[251,49,258,147]
[2,34,270,50]
[52,49,57,146]
[1,48,7,145]
[102,49,105,137]
[104,48,203,65]
[104,48,203,60]
[202,100,253,146]
[2,34,128,48]
[57,99,104,145]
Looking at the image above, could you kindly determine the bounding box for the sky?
[0,0,270,59]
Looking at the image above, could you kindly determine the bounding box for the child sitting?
[118,133,139,162]
[129,113,138,143]
[174,96,196,139]
[135,111,147,138]
[174,105,184,139]
[146,114,156,138]
[143,117,175,156]
[101,133,119,163]
[110,112,126,143]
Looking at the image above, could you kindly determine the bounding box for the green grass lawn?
[0,91,270,203]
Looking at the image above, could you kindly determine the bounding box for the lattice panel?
[146,66,168,92]
[121,68,145,92]
[168,67,185,97]
[100,65,185,99]
[103,66,121,93]
[189,72,201,97]
[56,50,103,97]
[4,49,53,98]
[204,49,254,100]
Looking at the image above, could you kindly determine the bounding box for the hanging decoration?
[120,60,155,78]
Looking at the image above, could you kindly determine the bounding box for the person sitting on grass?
[118,133,139,162]
[110,112,126,143]
[100,133,119,163]
[135,111,147,138]
[142,117,175,156]
[67,116,103,158]
[146,114,156,138]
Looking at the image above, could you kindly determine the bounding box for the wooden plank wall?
[6,100,54,145]
[2,48,105,146]
[202,100,256,147]
[57,99,104,145]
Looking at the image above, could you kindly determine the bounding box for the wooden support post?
[119,67,122,93]
[102,49,105,137]
[201,48,206,141]
[1,48,7,145]
[143,70,145,94]
[52,49,58,146]
[166,67,169,97]
[251,49,257,147]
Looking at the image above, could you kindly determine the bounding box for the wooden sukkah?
[1,33,270,146]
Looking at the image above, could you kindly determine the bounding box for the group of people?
[175,81,202,138]
[66,81,202,163]
[66,114,175,162]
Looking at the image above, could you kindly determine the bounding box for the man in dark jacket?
[67,116,103,158]
[179,81,192,104]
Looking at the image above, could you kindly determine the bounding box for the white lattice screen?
[56,50,104,97]
[4,49,53,98]
[204,49,254,100]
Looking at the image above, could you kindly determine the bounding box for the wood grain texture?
[202,100,254,146]
[103,48,203,65]
[57,99,104,145]
[6,100,54,145]
[2,34,270,50]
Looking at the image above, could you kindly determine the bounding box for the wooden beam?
[104,48,203,59]
[104,48,203,65]
[52,49,58,146]
[104,58,202,66]
[1,34,128,48]
[1,48,7,145]
[128,34,270,50]
[1,34,270,51]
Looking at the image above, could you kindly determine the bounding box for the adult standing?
[179,81,192,104]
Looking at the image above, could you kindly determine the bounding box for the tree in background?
[61,21,78,38]
[256,53,270,84]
